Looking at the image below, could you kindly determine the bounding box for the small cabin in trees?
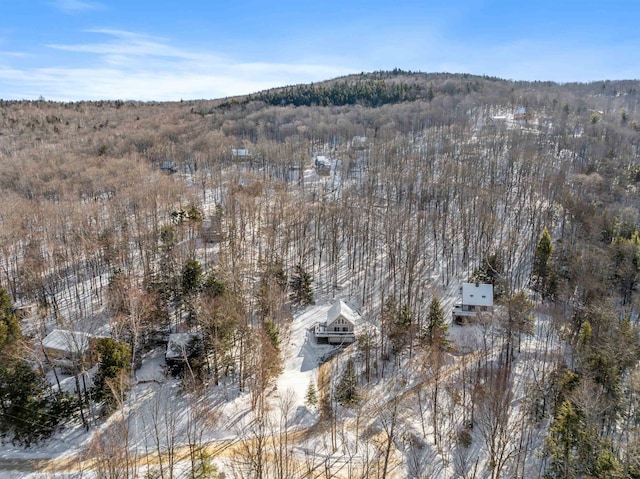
[453,282,494,324]
[514,107,530,124]
[160,160,177,173]
[202,213,223,243]
[232,148,251,161]
[41,329,98,371]
[314,155,332,176]
[314,300,357,344]
[350,136,368,150]
[165,332,203,374]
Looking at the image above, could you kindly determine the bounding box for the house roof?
[316,159,331,169]
[42,329,94,355]
[166,332,202,359]
[461,282,494,307]
[327,300,357,326]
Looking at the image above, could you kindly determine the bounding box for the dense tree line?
[221,71,519,110]
[251,80,418,107]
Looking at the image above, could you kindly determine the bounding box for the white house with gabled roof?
[314,300,357,344]
[453,282,494,324]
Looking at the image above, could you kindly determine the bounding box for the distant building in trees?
[165,332,203,373]
[160,160,177,173]
[41,329,98,371]
[514,107,530,124]
[350,136,368,150]
[314,155,332,176]
[231,148,251,161]
[313,300,358,344]
[202,213,223,243]
[452,282,494,324]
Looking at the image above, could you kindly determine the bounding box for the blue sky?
[0,0,638,101]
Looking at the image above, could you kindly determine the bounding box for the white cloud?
[50,0,105,14]
[47,29,206,60]
[0,65,350,101]
[0,51,28,59]
[0,30,352,100]
[7,27,637,101]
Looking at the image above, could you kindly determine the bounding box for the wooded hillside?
[1,72,640,478]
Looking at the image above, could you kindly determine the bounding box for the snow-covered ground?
[0,300,357,478]
[276,301,342,407]
[3,292,558,479]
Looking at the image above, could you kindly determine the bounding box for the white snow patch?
[276,302,339,408]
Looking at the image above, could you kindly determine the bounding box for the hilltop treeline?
[253,79,421,107]
[221,71,507,108]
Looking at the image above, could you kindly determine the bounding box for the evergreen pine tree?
[289,264,313,306]
[545,400,583,479]
[335,358,359,407]
[427,85,435,101]
[0,287,21,358]
[181,258,203,296]
[203,272,226,298]
[93,337,132,411]
[386,297,412,355]
[158,225,180,308]
[576,320,592,356]
[532,227,554,298]
[181,258,203,321]
[424,296,450,350]
[264,319,280,351]
[305,379,318,408]
[0,360,50,446]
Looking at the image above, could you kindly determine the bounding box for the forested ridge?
[1,72,640,478]
[221,71,521,109]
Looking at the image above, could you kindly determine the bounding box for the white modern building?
[452,282,494,324]
[314,300,358,344]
